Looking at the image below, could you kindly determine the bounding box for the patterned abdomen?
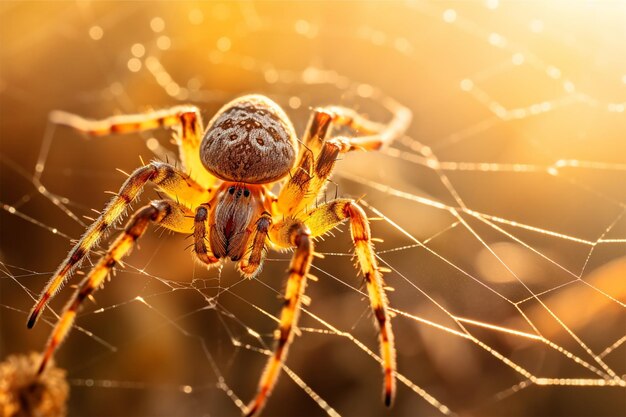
[200,95,298,184]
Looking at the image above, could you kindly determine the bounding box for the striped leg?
[27,162,208,328]
[193,204,220,268]
[297,108,334,157]
[317,103,411,152]
[302,199,396,406]
[245,222,313,417]
[278,107,341,212]
[37,200,192,374]
[50,105,217,188]
[278,101,411,216]
[297,100,412,158]
[238,213,272,278]
[277,138,343,216]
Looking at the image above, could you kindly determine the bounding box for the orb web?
[1,2,625,416]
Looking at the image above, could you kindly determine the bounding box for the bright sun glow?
[0,2,624,417]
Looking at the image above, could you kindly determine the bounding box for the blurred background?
[1,1,625,416]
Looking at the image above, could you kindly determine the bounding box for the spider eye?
[228,186,235,195]
[243,189,250,197]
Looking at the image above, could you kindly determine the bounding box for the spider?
[26,94,412,416]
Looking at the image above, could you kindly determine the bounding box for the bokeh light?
[1,2,624,417]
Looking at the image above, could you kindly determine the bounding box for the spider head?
[209,183,263,260]
[200,94,299,184]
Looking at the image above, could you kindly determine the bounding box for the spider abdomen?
[200,95,298,184]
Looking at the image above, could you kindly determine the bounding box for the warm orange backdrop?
[1,2,625,417]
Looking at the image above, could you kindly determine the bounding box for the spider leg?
[278,101,410,216]
[316,101,411,152]
[28,162,209,328]
[245,222,313,417]
[37,200,193,374]
[298,98,412,157]
[193,204,220,268]
[50,105,217,188]
[277,138,342,216]
[237,213,272,278]
[302,198,396,406]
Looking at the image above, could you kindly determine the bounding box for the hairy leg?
[50,105,217,188]
[245,222,313,417]
[278,99,411,216]
[193,203,220,268]
[302,198,396,406]
[238,213,272,278]
[37,200,193,374]
[297,98,411,158]
[28,162,209,328]
[277,138,342,216]
[317,101,411,151]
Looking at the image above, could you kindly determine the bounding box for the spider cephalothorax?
[28,94,412,416]
[209,183,266,262]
